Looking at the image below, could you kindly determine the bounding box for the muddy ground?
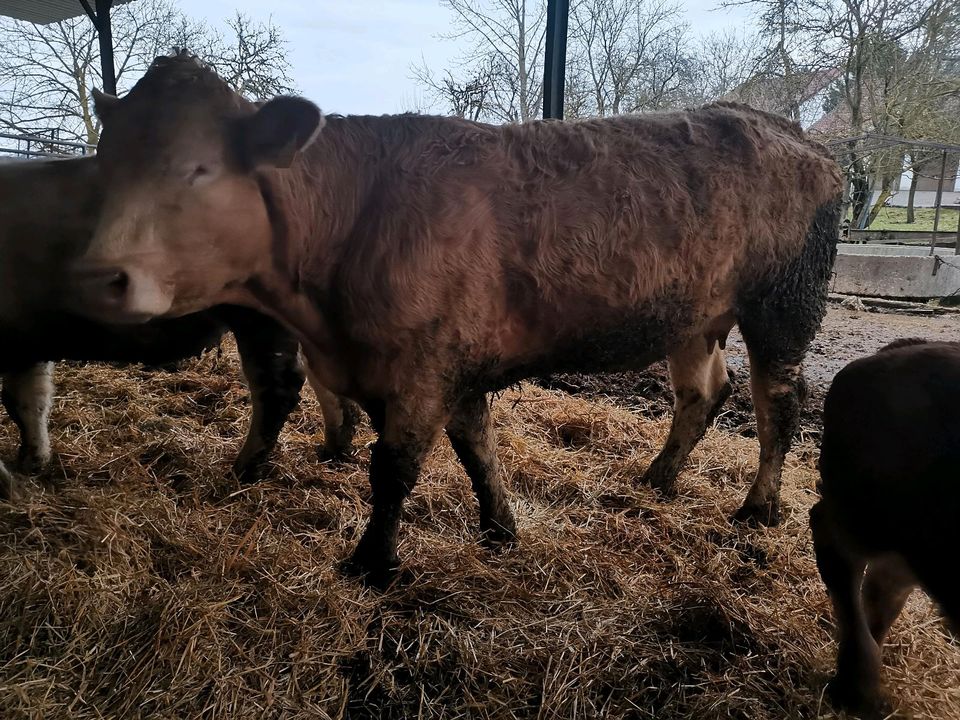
[540,301,960,444]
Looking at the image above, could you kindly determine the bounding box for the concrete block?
[832,250,960,299]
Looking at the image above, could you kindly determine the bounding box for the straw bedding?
[0,342,956,719]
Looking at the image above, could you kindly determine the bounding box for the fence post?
[955,203,960,256]
[931,150,948,254]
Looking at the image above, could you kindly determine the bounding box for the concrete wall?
[832,244,960,298]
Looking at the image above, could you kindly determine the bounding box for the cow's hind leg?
[733,351,805,526]
[811,500,884,716]
[2,363,54,474]
[447,395,516,545]
[735,200,838,525]
[229,313,305,482]
[305,366,361,461]
[344,396,448,588]
[862,555,916,647]
[641,336,731,496]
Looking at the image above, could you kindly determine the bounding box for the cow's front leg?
[229,312,304,482]
[343,396,447,588]
[2,363,54,474]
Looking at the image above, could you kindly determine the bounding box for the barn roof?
[0,0,132,25]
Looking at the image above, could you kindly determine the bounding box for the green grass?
[867,206,960,232]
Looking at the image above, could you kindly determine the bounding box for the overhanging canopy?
[0,0,135,94]
[0,0,132,24]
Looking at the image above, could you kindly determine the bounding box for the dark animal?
[0,156,357,498]
[811,338,960,717]
[70,53,842,585]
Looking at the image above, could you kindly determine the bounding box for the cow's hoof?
[480,517,518,550]
[231,459,267,486]
[826,676,886,719]
[17,450,49,476]
[340,548,400,591]
[316,444,357,464]
[731,501,782,527]
[639,462,679,499]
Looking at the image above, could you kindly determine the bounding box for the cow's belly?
[471,299,702,393]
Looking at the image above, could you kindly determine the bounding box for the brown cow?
[70,53,842,585]
[811,339,960,717]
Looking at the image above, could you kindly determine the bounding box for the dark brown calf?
[812,339,960,716]
[72,54,842,585]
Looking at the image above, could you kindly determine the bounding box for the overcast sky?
[188,0,754,115]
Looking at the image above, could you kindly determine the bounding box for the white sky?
[188,0,755,115]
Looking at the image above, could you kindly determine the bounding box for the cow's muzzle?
[70,264,146,324]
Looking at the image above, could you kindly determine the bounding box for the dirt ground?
[541,301,960,444]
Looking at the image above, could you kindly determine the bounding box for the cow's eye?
[187,165,210,184]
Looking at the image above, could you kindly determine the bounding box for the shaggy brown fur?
[75,53,843,585]
[811,339,960,717]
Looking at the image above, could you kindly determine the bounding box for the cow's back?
[325,104,842,379]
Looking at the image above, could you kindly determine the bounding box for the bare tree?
[729,0,957,224]
[206,13,294,100]
[685,30,765,105]
[413,0,546,123]
[565,0,689,117]
[0,1,292,147]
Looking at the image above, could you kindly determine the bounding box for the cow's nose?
[72,265,131,309]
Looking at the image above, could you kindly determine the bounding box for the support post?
[80,0,116,95]
[542,0,569,120]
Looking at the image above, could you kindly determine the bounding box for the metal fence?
[826,134,960,255]
[0,131,94,159]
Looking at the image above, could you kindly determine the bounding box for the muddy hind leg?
[641,336,731,496]
[2,363,54,474]
[344,396,448,588]
[446,395,517,545]
[304,366,361,461]
[732,353,805,526]
[735,200,839,525]
[230,314,305,482]
[810,500,885,716]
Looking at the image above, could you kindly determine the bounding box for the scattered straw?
[0,343,957,719]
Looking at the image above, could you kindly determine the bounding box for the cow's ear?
[238,96,324,169]
[92,88,119,122]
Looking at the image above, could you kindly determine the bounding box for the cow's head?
[72,51,324,323]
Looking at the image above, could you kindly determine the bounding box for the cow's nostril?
[106,270,130,299]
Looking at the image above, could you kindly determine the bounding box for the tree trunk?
[867,186,894,227]
[850,158,871,229]
[906,167,920,224]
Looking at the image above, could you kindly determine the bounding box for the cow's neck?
[254,115,385,286]
[241,116,388,392]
